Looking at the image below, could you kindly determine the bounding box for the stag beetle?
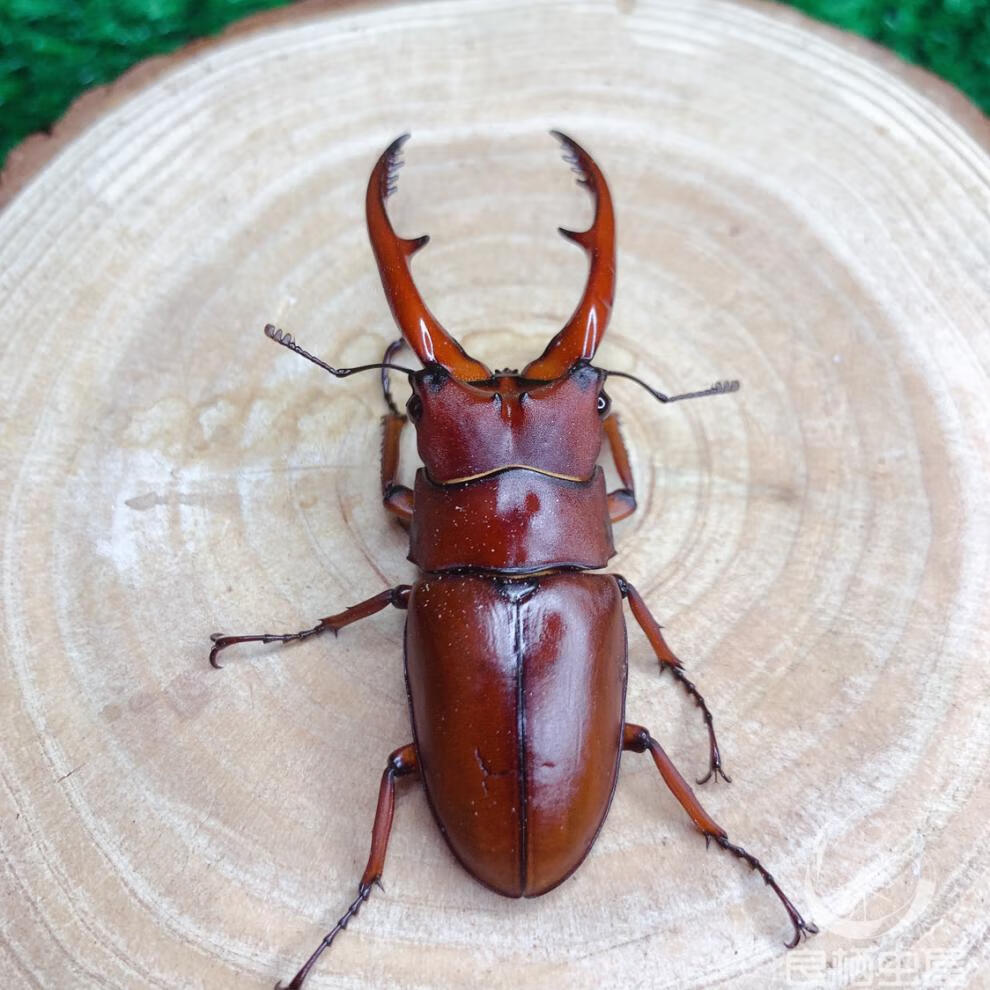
[210,132,818,988]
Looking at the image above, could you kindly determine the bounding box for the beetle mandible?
[210,132,818,988]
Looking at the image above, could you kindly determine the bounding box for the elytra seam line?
[514,596,528,894]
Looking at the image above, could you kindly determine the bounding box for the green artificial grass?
[786,0,989,107]
[0,1,987,170]
[0,0,293,167]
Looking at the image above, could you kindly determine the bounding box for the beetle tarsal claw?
[785,918,820,949]
[696,765,732,786]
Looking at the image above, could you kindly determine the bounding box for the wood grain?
[1,1,988,987]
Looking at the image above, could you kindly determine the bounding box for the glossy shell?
[408,467,615,573]
[404,572,626,897]
[410,364,606,483]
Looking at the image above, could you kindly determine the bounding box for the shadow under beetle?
[210,132,818,988]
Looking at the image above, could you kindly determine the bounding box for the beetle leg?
[208,585,410,668]
[616,577,730,784]
[603,414,637,522]
[381,412,414,525]
[277,744,419,990]
[379,338,415,525]
[622,724,817,949]
[380,337,407,417]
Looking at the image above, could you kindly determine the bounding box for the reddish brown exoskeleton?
[210,133,817,988]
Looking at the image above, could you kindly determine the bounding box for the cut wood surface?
[2,1,988,987]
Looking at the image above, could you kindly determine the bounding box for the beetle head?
[368,131,616,481]
[404,360,610,483]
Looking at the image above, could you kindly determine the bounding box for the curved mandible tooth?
[366,135,492,380]
[522,131,616,380]
[558,226,595,249]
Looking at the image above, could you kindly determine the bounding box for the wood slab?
[2,1,988,987]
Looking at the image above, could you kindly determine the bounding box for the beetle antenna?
[264,324,417,378]
[604,369,740,404]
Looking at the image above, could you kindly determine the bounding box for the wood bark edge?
[0,0,987,211]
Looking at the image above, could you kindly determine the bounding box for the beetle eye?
[407,394,423,421]
[597,392,610,415]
